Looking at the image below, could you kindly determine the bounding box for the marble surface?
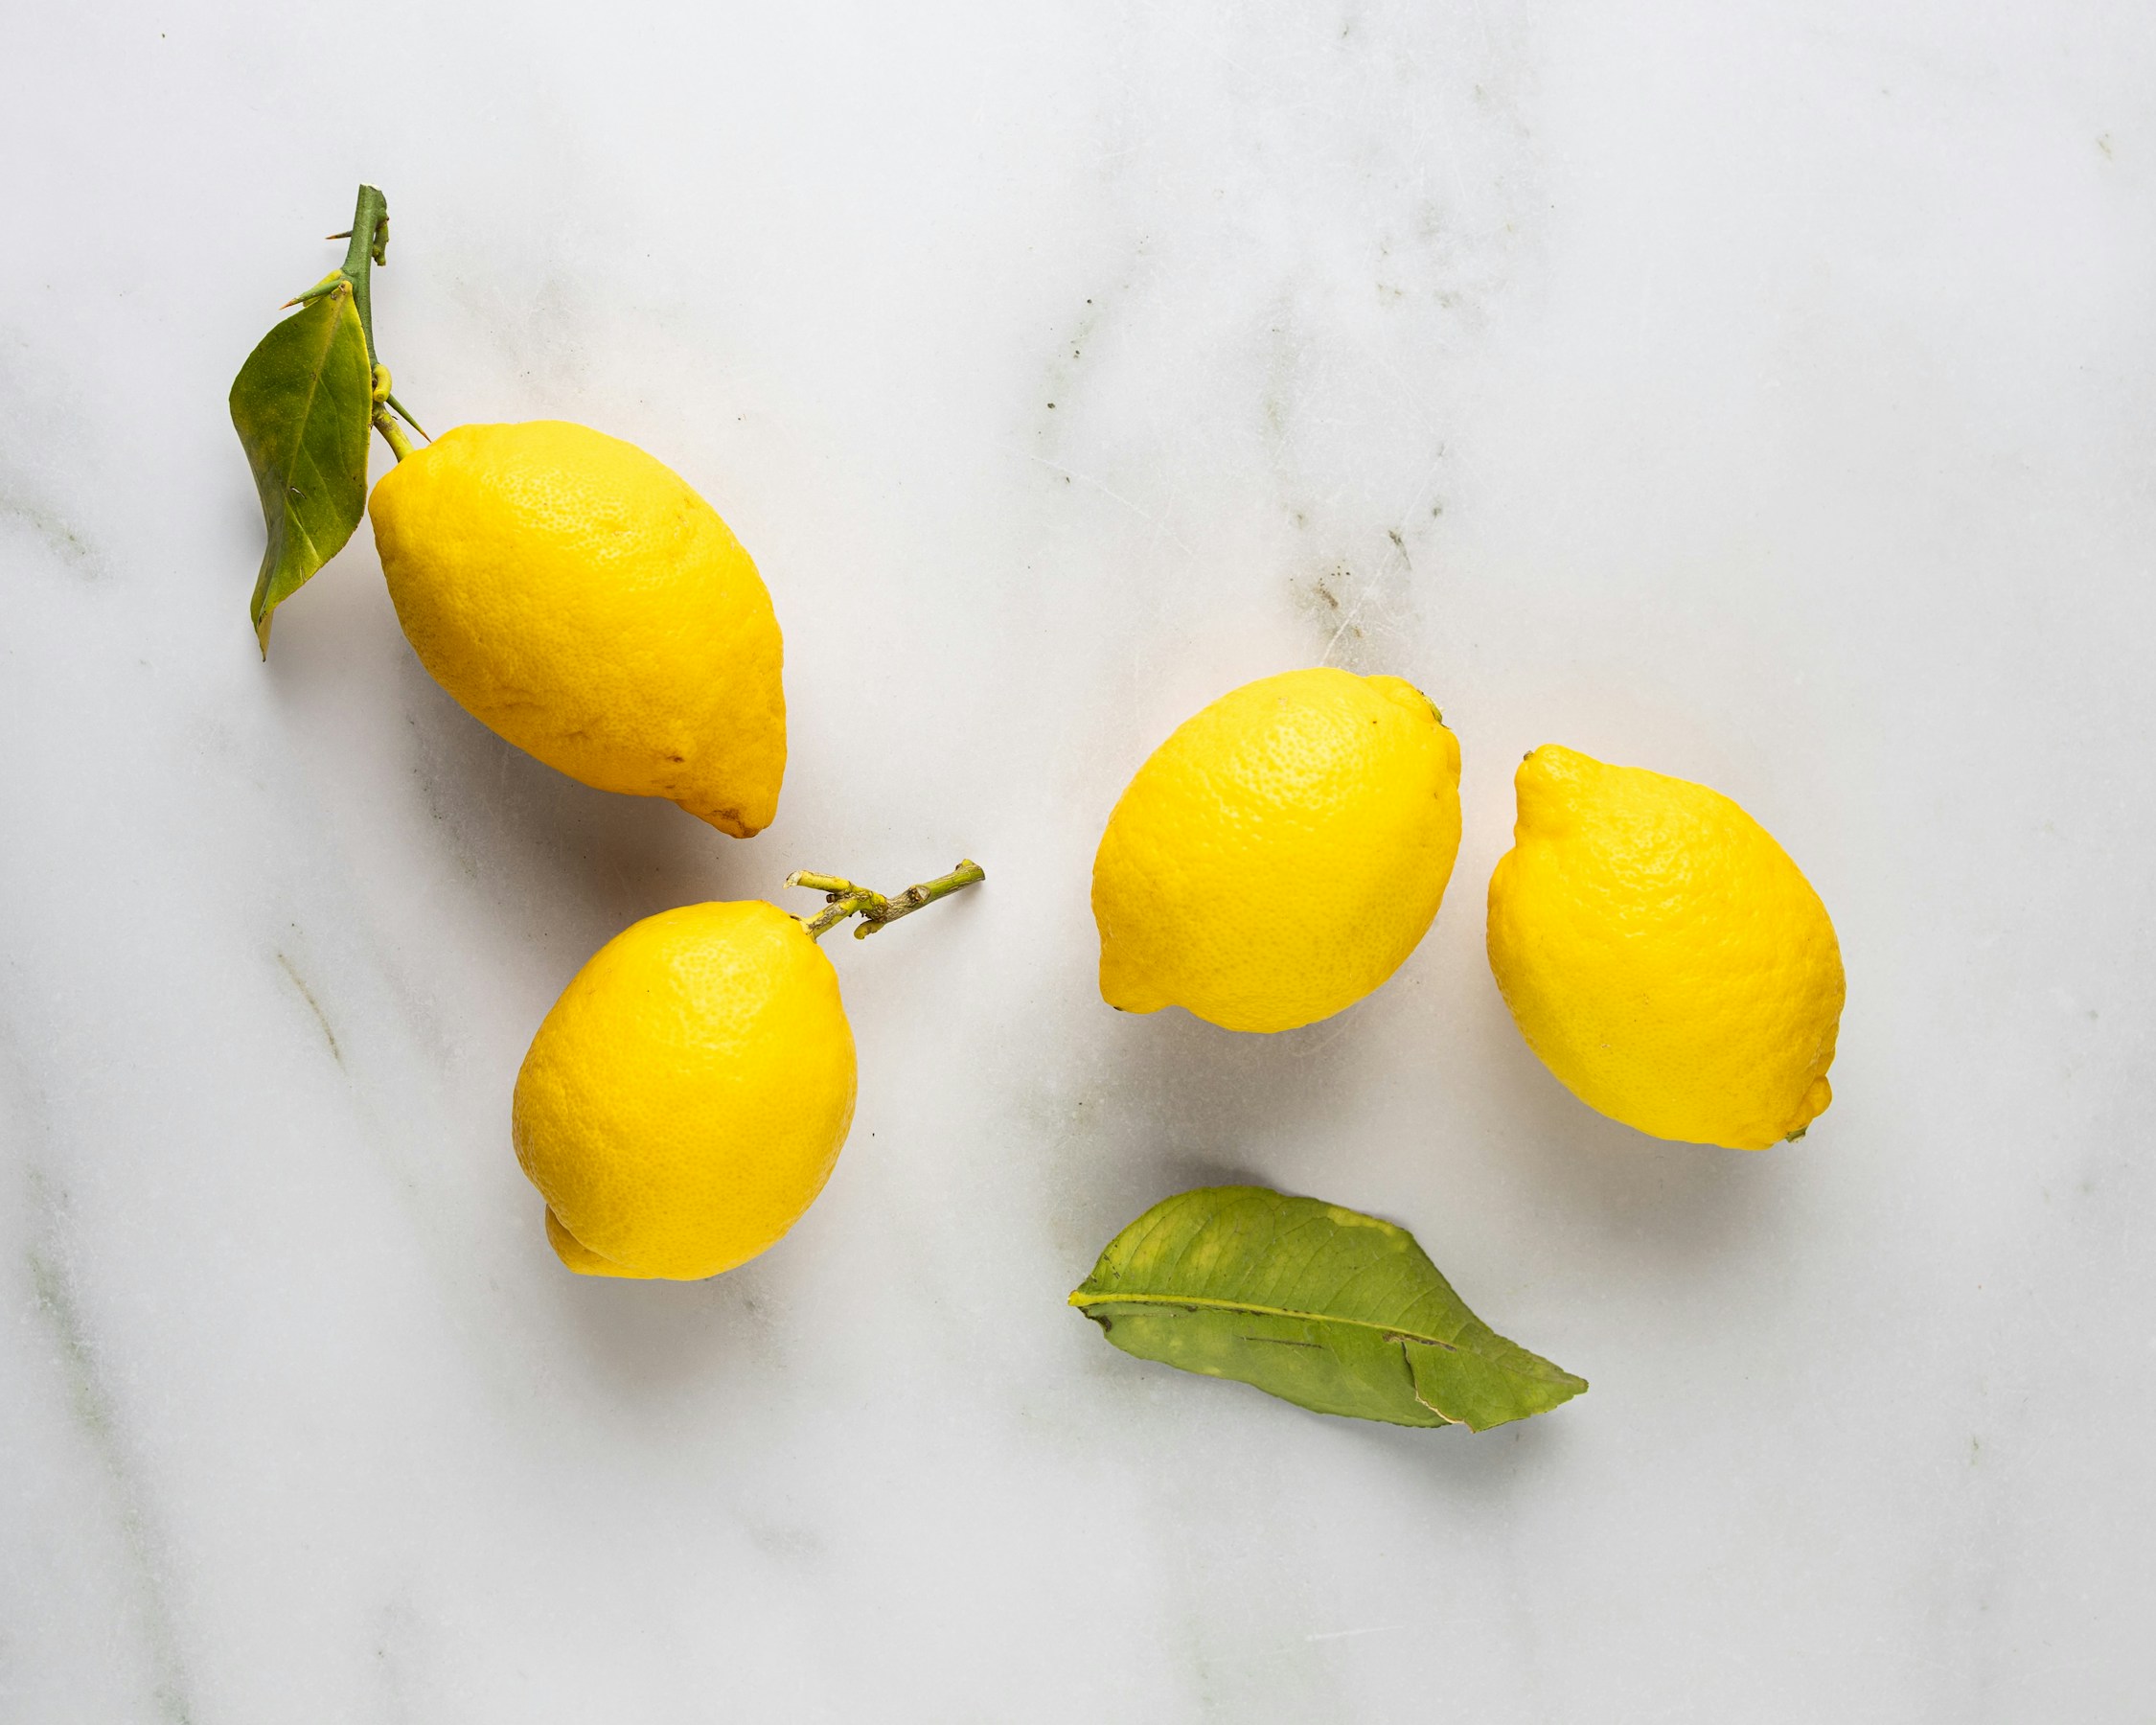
[6,2,2154,1718]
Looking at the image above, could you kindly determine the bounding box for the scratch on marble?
[1316,566,1378,667]
[1393,450,1449,529]
[1305,1624,1400,1643]
[277,950,344,1068]
[1029,454,1196,559]
[26,1177,197,1721]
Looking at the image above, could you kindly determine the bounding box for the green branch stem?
[335,184,389,365]
[789,860,985,941]
[297,184,418,462]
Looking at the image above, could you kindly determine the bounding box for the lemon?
[369,421,785,838]
[512,900,856,1278]
[1486,746,1844,1149]
[1091,667,1462,1033]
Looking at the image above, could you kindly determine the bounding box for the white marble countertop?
[6,3,2153,1719]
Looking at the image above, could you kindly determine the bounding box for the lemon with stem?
[233,186,785,837]
[514,862,984,1279]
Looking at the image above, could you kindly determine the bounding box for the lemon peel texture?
[1091,667,1462,1034]
[513,901,856,1279]
[369,421,786,837]
[1486,745,1844,1150]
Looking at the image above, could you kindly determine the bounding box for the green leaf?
[1069,1185,1587,1431]
[229,282,374,654]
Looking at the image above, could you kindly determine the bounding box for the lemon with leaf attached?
[228,193,784,837]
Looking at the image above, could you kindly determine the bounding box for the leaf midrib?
[1069,1288,1459,1350]
[276,288,351,475]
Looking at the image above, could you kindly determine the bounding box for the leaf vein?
[1067,1288,1460,1347]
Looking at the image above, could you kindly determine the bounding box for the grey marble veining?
[4,1,2153,1719]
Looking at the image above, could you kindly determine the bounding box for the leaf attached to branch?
[230,282,374,654]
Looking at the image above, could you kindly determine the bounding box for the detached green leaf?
[230,282,373,653]
[1070,1185,1586,1431]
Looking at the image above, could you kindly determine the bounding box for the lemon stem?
[789,860,985,941]
[373,403,414,462]
[368,364,415,462]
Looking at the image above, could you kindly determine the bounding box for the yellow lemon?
[369,421,785,838]
[1486,746,1844,1149]
[1091,667,1462,1033]
[512,900,856,1278]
